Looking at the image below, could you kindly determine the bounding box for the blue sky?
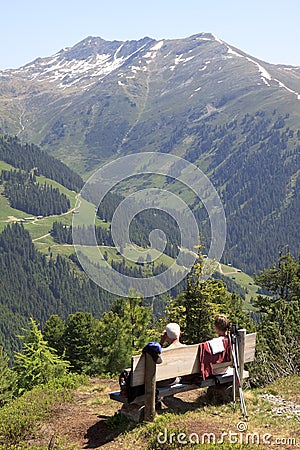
[1,0,300,69]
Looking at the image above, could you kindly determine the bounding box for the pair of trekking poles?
[229,324,248,418]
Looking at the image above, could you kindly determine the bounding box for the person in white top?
[211,315,231,376]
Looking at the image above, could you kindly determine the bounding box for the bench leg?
[120,403,145,423]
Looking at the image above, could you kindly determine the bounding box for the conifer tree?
[167,245,250,343]
[14,318,69,392]
[251,251,300,385]
[255,251,300,304]
[43,314,66,356]
[63,312,97,373]
[94,293,152,373]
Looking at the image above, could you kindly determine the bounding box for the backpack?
[118,369,145,403]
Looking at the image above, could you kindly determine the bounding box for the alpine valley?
[1,32,300,275]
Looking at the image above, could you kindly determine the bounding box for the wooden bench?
[109,329,256,422]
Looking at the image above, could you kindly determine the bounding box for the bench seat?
[109,368,250,404]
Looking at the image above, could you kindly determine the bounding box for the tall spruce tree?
[43,314,66,356]
[167,246,250,343]
[63,312,98,374]
[251,251,300,385]
[94,294,152,374]
[14,319,69,392]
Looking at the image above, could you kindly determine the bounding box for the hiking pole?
[230,326,248,418]
[234,333,248,418]
[229,332,237,411]
[233,340,247,418]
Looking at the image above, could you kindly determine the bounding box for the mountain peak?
[4,35,159,90]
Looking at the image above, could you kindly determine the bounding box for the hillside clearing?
[25,376,300,449]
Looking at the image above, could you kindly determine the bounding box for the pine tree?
[14,318,69,392]
[251,251,300,385]
[94,294,153,373]
[255,251,300,303]
[63,312,97,373]
[43,314,66,356]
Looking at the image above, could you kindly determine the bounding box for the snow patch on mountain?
[9,40,153,90]
[151,41,164,51]
[144,40,164,63]
[131,65,142,73]
[214,36,300,100]
[212,34,223,45]
[169,54,196,71]
[11,51,125,89]
[274,79,300,100]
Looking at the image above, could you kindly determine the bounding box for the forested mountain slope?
[0,223,114,356]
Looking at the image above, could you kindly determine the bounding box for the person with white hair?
[160,322,183,348]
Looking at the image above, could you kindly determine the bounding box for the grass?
[112,376,300,449]
[0,161,16,171]
[219,263,236,274]
[0,166,79,238]
[261,375,300,403]
[74,243,184,279]
[0,191,25,226]
[0,161,28,227]
[217,263,260,304]
[89,375,299,450]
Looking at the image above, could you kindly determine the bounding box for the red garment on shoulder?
[199,336,231,379]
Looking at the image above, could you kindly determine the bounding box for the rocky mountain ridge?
[2,33,300,94]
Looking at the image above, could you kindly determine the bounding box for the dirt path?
[29,379,125,449]
[32,233,51,242]
[29,379,225,449]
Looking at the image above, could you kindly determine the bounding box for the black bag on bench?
[119,369,145,403]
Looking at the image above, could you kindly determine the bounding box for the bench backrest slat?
[244,333,256,363]
[131,344,200,386]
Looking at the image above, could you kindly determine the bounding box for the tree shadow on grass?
[83,411,137,448]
